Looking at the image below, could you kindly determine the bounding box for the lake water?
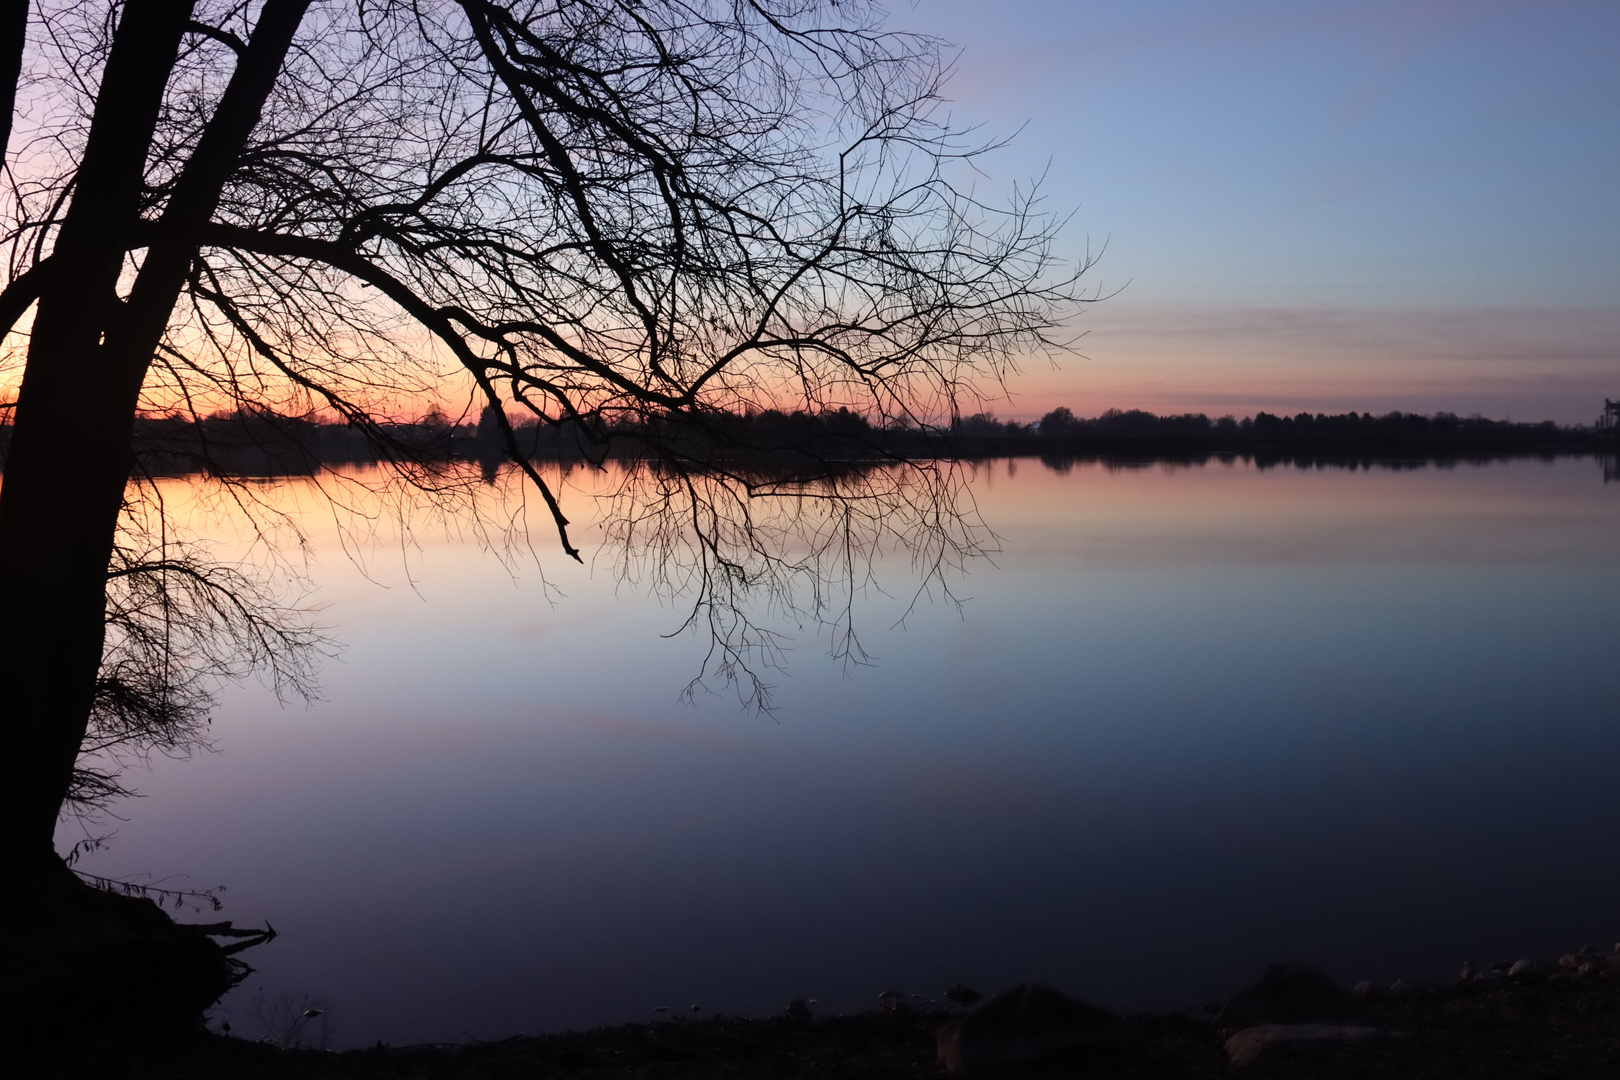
[66,456,1620,1047]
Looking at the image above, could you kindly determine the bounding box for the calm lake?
[66,455,1620,1047]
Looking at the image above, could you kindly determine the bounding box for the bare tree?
[0,0,1081,1030]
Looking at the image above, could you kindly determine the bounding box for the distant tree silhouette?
[0,0,1077,1030]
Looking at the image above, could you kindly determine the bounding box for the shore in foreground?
[23,947,1620,1080]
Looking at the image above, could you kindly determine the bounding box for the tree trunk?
[0,0,28,163]
[0,0,199,871]
[0,0,310,867]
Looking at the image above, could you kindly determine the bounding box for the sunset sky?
[893,0,1619,423]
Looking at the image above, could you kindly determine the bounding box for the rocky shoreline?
[23,942,1620,1078]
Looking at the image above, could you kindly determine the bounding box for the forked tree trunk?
[0,0,200,872]
[0,0,310,871]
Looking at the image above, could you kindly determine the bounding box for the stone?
[935,983,1136,1074]
[945,983,984,1007]
[1352,981,1378,1001]
[1224,1023,1383,1066]
[785,999,812,1020]
[1214,963,1365,1028]
[1508,959,1546,983]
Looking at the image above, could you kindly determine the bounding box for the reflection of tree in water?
[98,446,991,762]
[64,489,328,828]
[595,458,992,710]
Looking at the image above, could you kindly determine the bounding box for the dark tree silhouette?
[0,0,1077,1030]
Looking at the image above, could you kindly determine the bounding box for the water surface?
[69,456,1620,1045]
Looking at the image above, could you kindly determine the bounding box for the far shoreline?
[3,404,1615,479]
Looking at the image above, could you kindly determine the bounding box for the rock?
[1214,963,1364,1029]
[1224,1023,1384,1066]
[878,989,908,1013]
[935,983,1136,1074]
[945,983,983,1007]
[1508,959,1546,983]
[1458,962,1479,982]
[1388,977,1431,998]
[1352,981,1378,1001]
[1182,1000,1225,1024]
[785,999,812,1020]
[1578,961,1607,979]
[1560,954,1582,970]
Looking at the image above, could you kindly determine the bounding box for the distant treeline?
[0,405,1612,478]
[959,406,1609,457]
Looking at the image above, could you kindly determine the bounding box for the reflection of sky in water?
[68,458,1620,1046]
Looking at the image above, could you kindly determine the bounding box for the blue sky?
[888,0,1620,421]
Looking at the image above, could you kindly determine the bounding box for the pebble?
[1508,959,1545,982]
[1224,1024,1383,1066]
[937,983,1134,1074]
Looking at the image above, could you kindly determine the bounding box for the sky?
[886,0,1620,422]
